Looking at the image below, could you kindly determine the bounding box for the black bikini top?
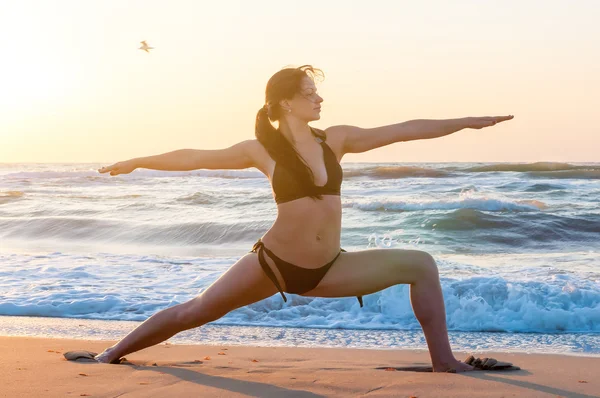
[271,128,343,204]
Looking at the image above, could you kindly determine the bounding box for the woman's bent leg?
[301,248,473,372]
[96,252,278,363]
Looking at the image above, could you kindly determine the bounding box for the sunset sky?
[0,0,598,164]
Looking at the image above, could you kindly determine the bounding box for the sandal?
[464,355,521,371]
[375,354,521,372]
[63,350,98,362]
[63,350,127,364]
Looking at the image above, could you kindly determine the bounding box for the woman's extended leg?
[95,252,278,363]
[301,248,473,373]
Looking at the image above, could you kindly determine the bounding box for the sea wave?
[0,217,270,245]
[527,170,600,180]
[2,168,265,180]
[464,162,600,173]
[344,165,452,179]
[0,191,25,205]
[343,196,546,212]
[428,209,600,237]
[1,270,598,333]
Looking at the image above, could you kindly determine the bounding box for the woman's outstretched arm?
[328,115,514,155]
[98,140,258,176]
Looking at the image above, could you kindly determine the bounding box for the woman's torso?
[250,130,344,268]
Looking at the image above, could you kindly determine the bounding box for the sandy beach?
[1,336,598,398]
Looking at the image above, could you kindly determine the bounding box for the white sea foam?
[0,250,598,335]
[1,162,599,353]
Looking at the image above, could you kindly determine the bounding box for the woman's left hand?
[466,115,514,129]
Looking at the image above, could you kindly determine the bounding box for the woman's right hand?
[97,159,138,176]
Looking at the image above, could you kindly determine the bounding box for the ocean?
[1,162,599,355]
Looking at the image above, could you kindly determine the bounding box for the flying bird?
[139,41,154,53]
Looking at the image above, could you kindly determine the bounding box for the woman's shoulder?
[320,126,348,157]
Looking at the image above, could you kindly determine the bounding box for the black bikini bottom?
[250,239,363,307]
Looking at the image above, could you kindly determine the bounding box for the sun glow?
[0,38,77,111]
[0,5,82,135]
[1,1,598,163]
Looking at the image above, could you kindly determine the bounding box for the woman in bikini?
[95,65,514,372]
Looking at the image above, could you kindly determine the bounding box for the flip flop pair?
[376,354,521,372]
[63,350,127,364]
[464,355,520,371]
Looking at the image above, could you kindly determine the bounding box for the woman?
[95,65,513,372]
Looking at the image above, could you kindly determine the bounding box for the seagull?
[138,41,154,53]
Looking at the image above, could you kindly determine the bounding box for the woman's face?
[286,76,323,121]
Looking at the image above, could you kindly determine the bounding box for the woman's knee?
[401,249,439,280]
[419,251,439,278]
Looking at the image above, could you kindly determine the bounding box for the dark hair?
[255,65,326,201]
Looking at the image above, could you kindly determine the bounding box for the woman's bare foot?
[433,360,474,373]
[94,347,122,364]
